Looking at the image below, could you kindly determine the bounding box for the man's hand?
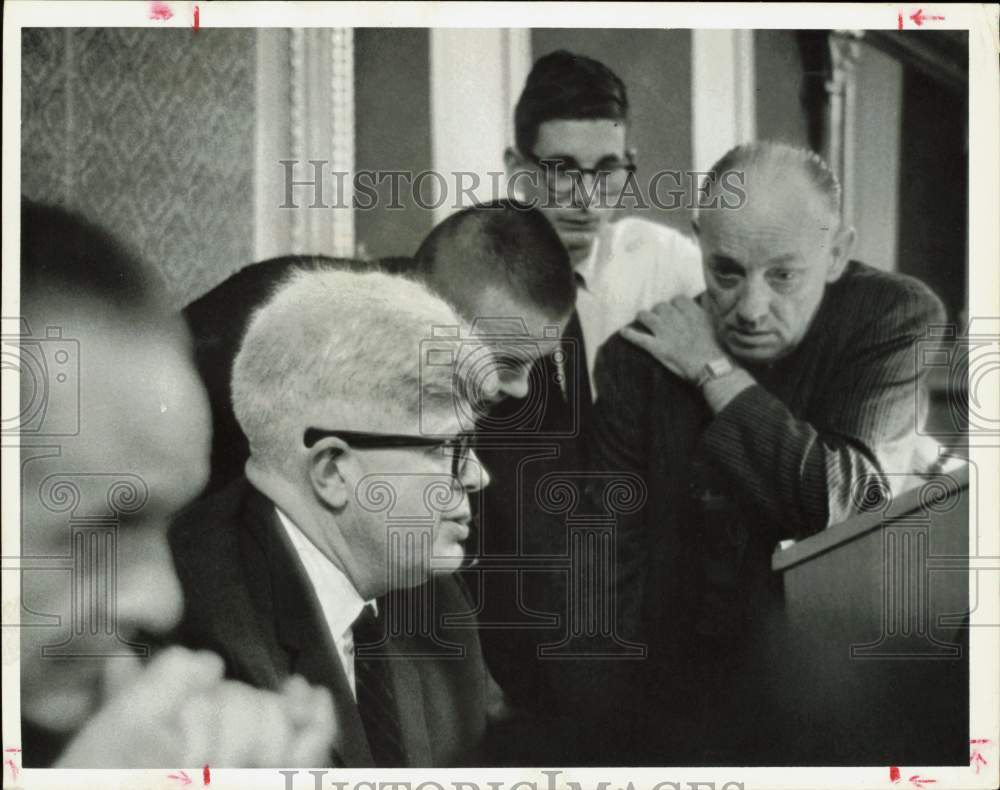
[56,646,336,768]
[620,296,727,382]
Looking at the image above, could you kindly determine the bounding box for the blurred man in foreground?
[17,202,334,767]
[171,268,493,767]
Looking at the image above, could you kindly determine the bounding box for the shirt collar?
[274,507,376,628]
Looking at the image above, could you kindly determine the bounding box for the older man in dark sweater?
[578,142,946,762]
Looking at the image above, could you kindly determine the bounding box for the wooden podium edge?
[771,462,971,573]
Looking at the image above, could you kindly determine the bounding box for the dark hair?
[514,50,629,156]
[21,199,166,314]
[413,200,576,320]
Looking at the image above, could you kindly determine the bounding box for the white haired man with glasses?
[169,267,492,768]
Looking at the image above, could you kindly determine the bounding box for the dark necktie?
[561,308,593,412]
[352,604,408,767]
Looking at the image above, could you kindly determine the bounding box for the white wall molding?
[691,29,756,173]
[430,29,530,225]
[827,31,864,228]
[255,28,355,261]
[329,28,355,258]
[254,28,292,262]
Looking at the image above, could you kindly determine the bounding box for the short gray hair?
[232,267,473,474]
[701,141,842,218]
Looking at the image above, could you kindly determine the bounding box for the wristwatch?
[695,357,734,388]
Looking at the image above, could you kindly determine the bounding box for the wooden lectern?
[762,464,970,765]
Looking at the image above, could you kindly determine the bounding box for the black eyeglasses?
[303,429,474,480]
[522,149,637,199]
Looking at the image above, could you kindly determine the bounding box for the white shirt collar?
[274,507,374,638]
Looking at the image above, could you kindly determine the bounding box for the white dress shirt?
[574,216,705,398]
[275,507,372,698]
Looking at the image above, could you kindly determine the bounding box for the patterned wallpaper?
[21,28,257,307]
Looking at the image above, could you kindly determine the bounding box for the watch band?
[696,357,734,388]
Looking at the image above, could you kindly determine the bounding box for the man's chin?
[432,529,468,574]
[559,233,596,260]
[431,550,465,575]
[724,332,789,363]
[729,346,778,363]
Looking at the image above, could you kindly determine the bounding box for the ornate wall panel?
[21,29,257,307]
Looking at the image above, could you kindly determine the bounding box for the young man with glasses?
[504,49,704,398]
[169,267,493,767]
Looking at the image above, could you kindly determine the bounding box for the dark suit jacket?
[183,256,415,493]
[585,261,946,761]
[169,477,487,767]
[470,311,594,717]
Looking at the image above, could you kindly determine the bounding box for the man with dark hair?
[413,200,574,404]
[587,142,947,761]
[505,50,704,398]
[17,201,334,767]
[474,51,704,742]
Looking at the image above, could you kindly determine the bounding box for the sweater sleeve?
[698,280,946,538]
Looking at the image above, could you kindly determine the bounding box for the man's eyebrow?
[766,253,802,266]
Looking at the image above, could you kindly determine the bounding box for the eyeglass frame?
[519,148,638,197]
[303,428,474,481]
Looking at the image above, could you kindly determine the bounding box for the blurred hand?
[57,646,335,768]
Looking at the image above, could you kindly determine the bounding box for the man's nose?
[460,449,491,493]
[735,277,770,327]
[570,174,599,209]
[115,531,184,639]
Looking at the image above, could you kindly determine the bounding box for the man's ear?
[307,437,351,510]
[826,224,856,283]
[503,146,526,178]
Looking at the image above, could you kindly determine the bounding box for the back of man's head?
[700,141,843,221]
[19,198,210,525]
[413,200,576,323]
[232,267,473,476]
[514,50,628,156]
[18,200,212,745]
[22,200,169,321]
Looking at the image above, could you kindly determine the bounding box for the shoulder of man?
[169,477,258,577]
[592,324,662,397]
[832,261,947,336]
